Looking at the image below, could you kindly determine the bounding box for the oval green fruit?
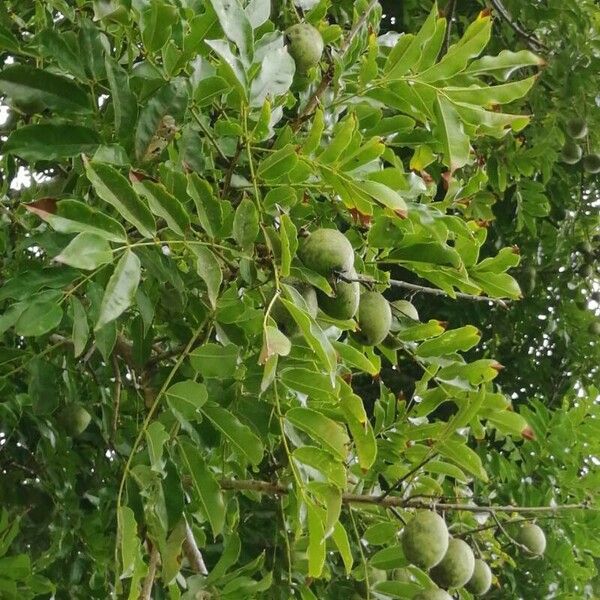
[561,140,583,164]
[285,23,324,73]
[401,510,449,569]
[583,153,600,174]
[298,229,355,276]
[465,559,492,596]
[60,404,92,437]
[413,589,453,600]
[515,522,546,556]
[566,117,588,139]
[588,321,600,335]
[430,538,475,589]
[353,291,392,346]
[272,285,318,336]
[317,270,360,320]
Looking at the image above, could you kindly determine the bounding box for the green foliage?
[0,0,598,599]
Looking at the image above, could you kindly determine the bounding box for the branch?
[139,544,159,600]
[337,273,511,308]
[378,452,439,501]
[219,479,589,513]
[488,0,548,52]
[111,354,122,438]
[183,523,208,575]
[440,0,457,57]
[292,0,380,130]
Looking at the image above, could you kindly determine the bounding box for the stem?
[488,0,548,53]
[219,479,590,513]
[183,522,208,575]
[190,107,228,162]
[440,0,457,57]
[378,452,439,501]
[139,544,159,600]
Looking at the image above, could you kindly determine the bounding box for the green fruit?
[391,568,411,582]
[583,153,600,174]
[272,285,318,336]
[285,24,324,73]
[317,271,360,320]
[401,511,449,569]
[430,538,475,589]
[561,141,583,164]
[413,589,453,600]
[588,321,600,335]
[353,291,392,346]
[514,523,546,556]
[299,229,355,276]
[369,568,387,585]
[60,404,92,437]
[566,117,588,139]
[465,559,492,596]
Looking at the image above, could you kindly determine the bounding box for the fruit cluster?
[400,510,546,597]
[561,118,600,173]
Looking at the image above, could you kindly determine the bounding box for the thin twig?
[111,354,122,438]
[219,479,590,513]
[183,522,208,575]
[440,0,457,57]
[139,544,159,600]
[378,452,439,501]
[490,511,534,554]
[190,107,228,162]
[337,272,511,308]
[488,0,548,52]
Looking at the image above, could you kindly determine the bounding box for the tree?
[0,0,598,598]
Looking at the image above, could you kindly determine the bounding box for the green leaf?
[85,160,156,238]
[356,181,408,217]
[416,325,481,357]
[258,145,299,181]
[192,246,222,309]
[233,198,259,249]
[250,47,295,107]
[178,439,226,537]
[434,95,470,172]
[369,545,408,569]
[373,581,422,598]
[438,439,488,482]
[0,65,91,113]
[118,506,144,579]
[131,176,190,236]
[0,554,30,580]
[465,49,545,81]
[15,302,63,337]
[195,76,230,107]
[279,214,297,277]
[339,386,377,470]
[141,1,178,52]
[95,250,141,330]
[55,233,113,271]
[71,297,89,358]
[259,325,291,364]
[201,402,264,465]
[0,24,19,53]
[444,77,538,107]
[4,124,100,162]
[105,57,138,142]
[306,501,326,577]
[25,199,127,243]
[281,368,337,402]
[190,343,239,378]
[208,0,254,64]
[165,380,208,422]
[286,407,349,460]
[331,522,353,575]
[245,0,270,28]
[146,421,169,473]
[292,447,346,488]
[187,174,223,238]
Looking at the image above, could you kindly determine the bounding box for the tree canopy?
[0,0,599,598]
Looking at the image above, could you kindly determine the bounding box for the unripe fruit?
[272,285,318,336]
[588,321,600,335]
[353,291,392,346]
[465,559,492,596]
[60,404,92,437]
[401,511,449,569]
[515,522,546,556]
[413,589,453,600]
[430,538,475,589]
[298,229,355,276]
[566,117,588,139]
[285,24,324,73]
[561,141,583,164]
[583,153,600,174]
[317,270,360,320]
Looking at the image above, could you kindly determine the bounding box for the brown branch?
[488,0,548,52]
[337,272,511,308]
[292,0,380,130]
[440,0,457,57]
[139,544,159,600]
[378,452,439,500]
[219,479,589,513]
[183,523,208,575]
[111,354,122,438]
